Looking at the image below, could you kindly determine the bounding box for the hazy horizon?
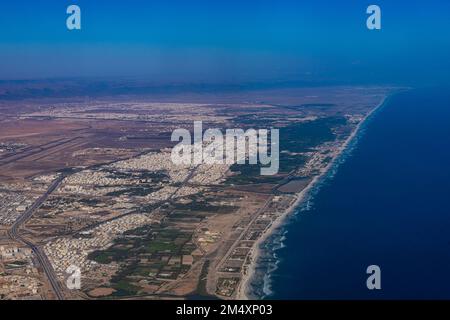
[1,1,449,86]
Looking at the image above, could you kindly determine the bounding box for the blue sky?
[0,0,449,84]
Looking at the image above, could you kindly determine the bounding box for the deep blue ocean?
[257,88,450,299]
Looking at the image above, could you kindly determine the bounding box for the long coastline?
[236,95,389,300]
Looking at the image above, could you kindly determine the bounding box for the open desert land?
[0,85,394,299]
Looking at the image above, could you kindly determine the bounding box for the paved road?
[75,165,199,233]
[8,176,66,300]
[215,196,273,271]
[6,155,198,300]
[0,137,81,167]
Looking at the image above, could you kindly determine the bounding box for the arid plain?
[0,85,392,299]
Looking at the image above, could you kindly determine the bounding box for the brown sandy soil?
[0,119,89,140]
[158,261,204,296]
[277,177,312,193]
[230,184,278,194]
[203,192,270,296]
[0,85,395,300]
[0,116,174,180]
[88,287,116,297]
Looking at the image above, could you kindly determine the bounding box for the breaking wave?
[247,103,384,299]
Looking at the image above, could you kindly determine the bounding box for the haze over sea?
[251,88,450,299]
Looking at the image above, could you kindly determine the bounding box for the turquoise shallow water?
[250,88,450,299]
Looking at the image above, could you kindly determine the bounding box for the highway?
[7,175,66,300]
[215,196,273,271]
[0,137,81,167]
[6,155,198,300]
[75,164,199,233]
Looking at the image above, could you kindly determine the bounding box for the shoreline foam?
[236,95,389,300]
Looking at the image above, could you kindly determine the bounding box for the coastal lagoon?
[250,88,450,299]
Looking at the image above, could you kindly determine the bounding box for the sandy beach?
[236,95,389,299]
